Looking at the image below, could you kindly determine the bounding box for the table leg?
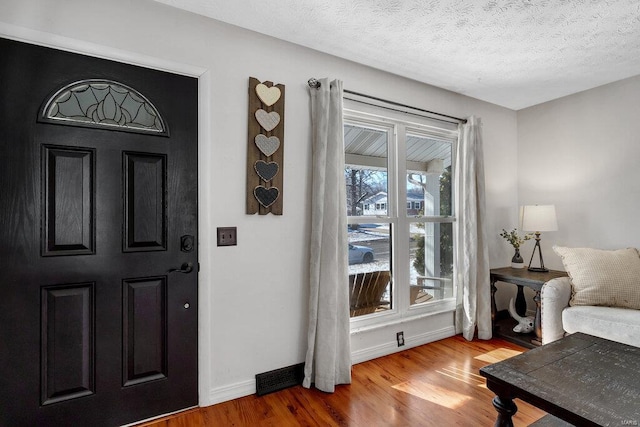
[490,278,498,331]
[515,285,526,316]
[492,395,517,427]
[532,291,542,345]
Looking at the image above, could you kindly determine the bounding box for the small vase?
[511,248,524,269]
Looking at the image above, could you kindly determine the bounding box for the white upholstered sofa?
[540,246,640,348]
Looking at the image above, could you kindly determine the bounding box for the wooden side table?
[490,267,567,347]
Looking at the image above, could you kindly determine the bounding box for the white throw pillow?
[553,246,640,310]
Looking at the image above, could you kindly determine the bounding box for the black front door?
[0,38,199,426]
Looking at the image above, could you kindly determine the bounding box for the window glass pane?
[344,124,388,216]
[406,134,452,217]
[348,223,391,317]
[409,222,454,305]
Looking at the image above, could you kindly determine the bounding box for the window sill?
[350,298,455,335]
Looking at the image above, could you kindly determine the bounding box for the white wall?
[517,75,640,272]
[0,0,518,407]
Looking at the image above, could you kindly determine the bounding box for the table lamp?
[520,205,557,272]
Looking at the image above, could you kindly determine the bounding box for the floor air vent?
[255,362,305,396]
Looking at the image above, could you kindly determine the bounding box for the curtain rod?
[307,78,467,124]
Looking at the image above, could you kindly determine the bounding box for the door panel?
[0,38,198,426]
[42,145,96,256]
[41,283,95,405]
[122,276,168,386]
[123,152,167,251]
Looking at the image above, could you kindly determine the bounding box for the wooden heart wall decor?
[255,109,280,132]
[254,134,280,157]
[247,77,284,215]
[254,160,279,182]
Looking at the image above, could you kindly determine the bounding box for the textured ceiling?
[153,0,640,110]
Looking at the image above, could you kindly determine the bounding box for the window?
[406,132,455,307]
[345,109,457,323]
[345,120,391,317]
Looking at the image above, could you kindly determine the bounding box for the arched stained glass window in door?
[39,79,168,136]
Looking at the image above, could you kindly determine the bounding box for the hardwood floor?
[136,336,546,426]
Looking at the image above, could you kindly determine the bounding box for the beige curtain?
[303,78,351,392]
[454,116,492,340]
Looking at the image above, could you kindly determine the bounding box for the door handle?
[168,262,193,274]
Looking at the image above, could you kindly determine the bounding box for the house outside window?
[344,108,457,326]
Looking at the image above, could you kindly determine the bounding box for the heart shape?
[255,109,280,132]
[254,160,279,182]
[255,83,281,107]
[254,134,280,157]
[253,186,280,208]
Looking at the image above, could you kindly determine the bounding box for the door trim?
[0,22,214,408]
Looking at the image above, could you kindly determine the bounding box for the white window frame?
[344,105,459,331]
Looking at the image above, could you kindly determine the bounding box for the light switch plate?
[217,227,237,246]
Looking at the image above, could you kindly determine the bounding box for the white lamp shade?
[520,205,558,232]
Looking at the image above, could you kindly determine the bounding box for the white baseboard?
[204,326,456,406]
[207,379,256,406]
[351,326,456,364]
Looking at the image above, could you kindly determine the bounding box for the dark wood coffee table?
[480,333,640,426]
